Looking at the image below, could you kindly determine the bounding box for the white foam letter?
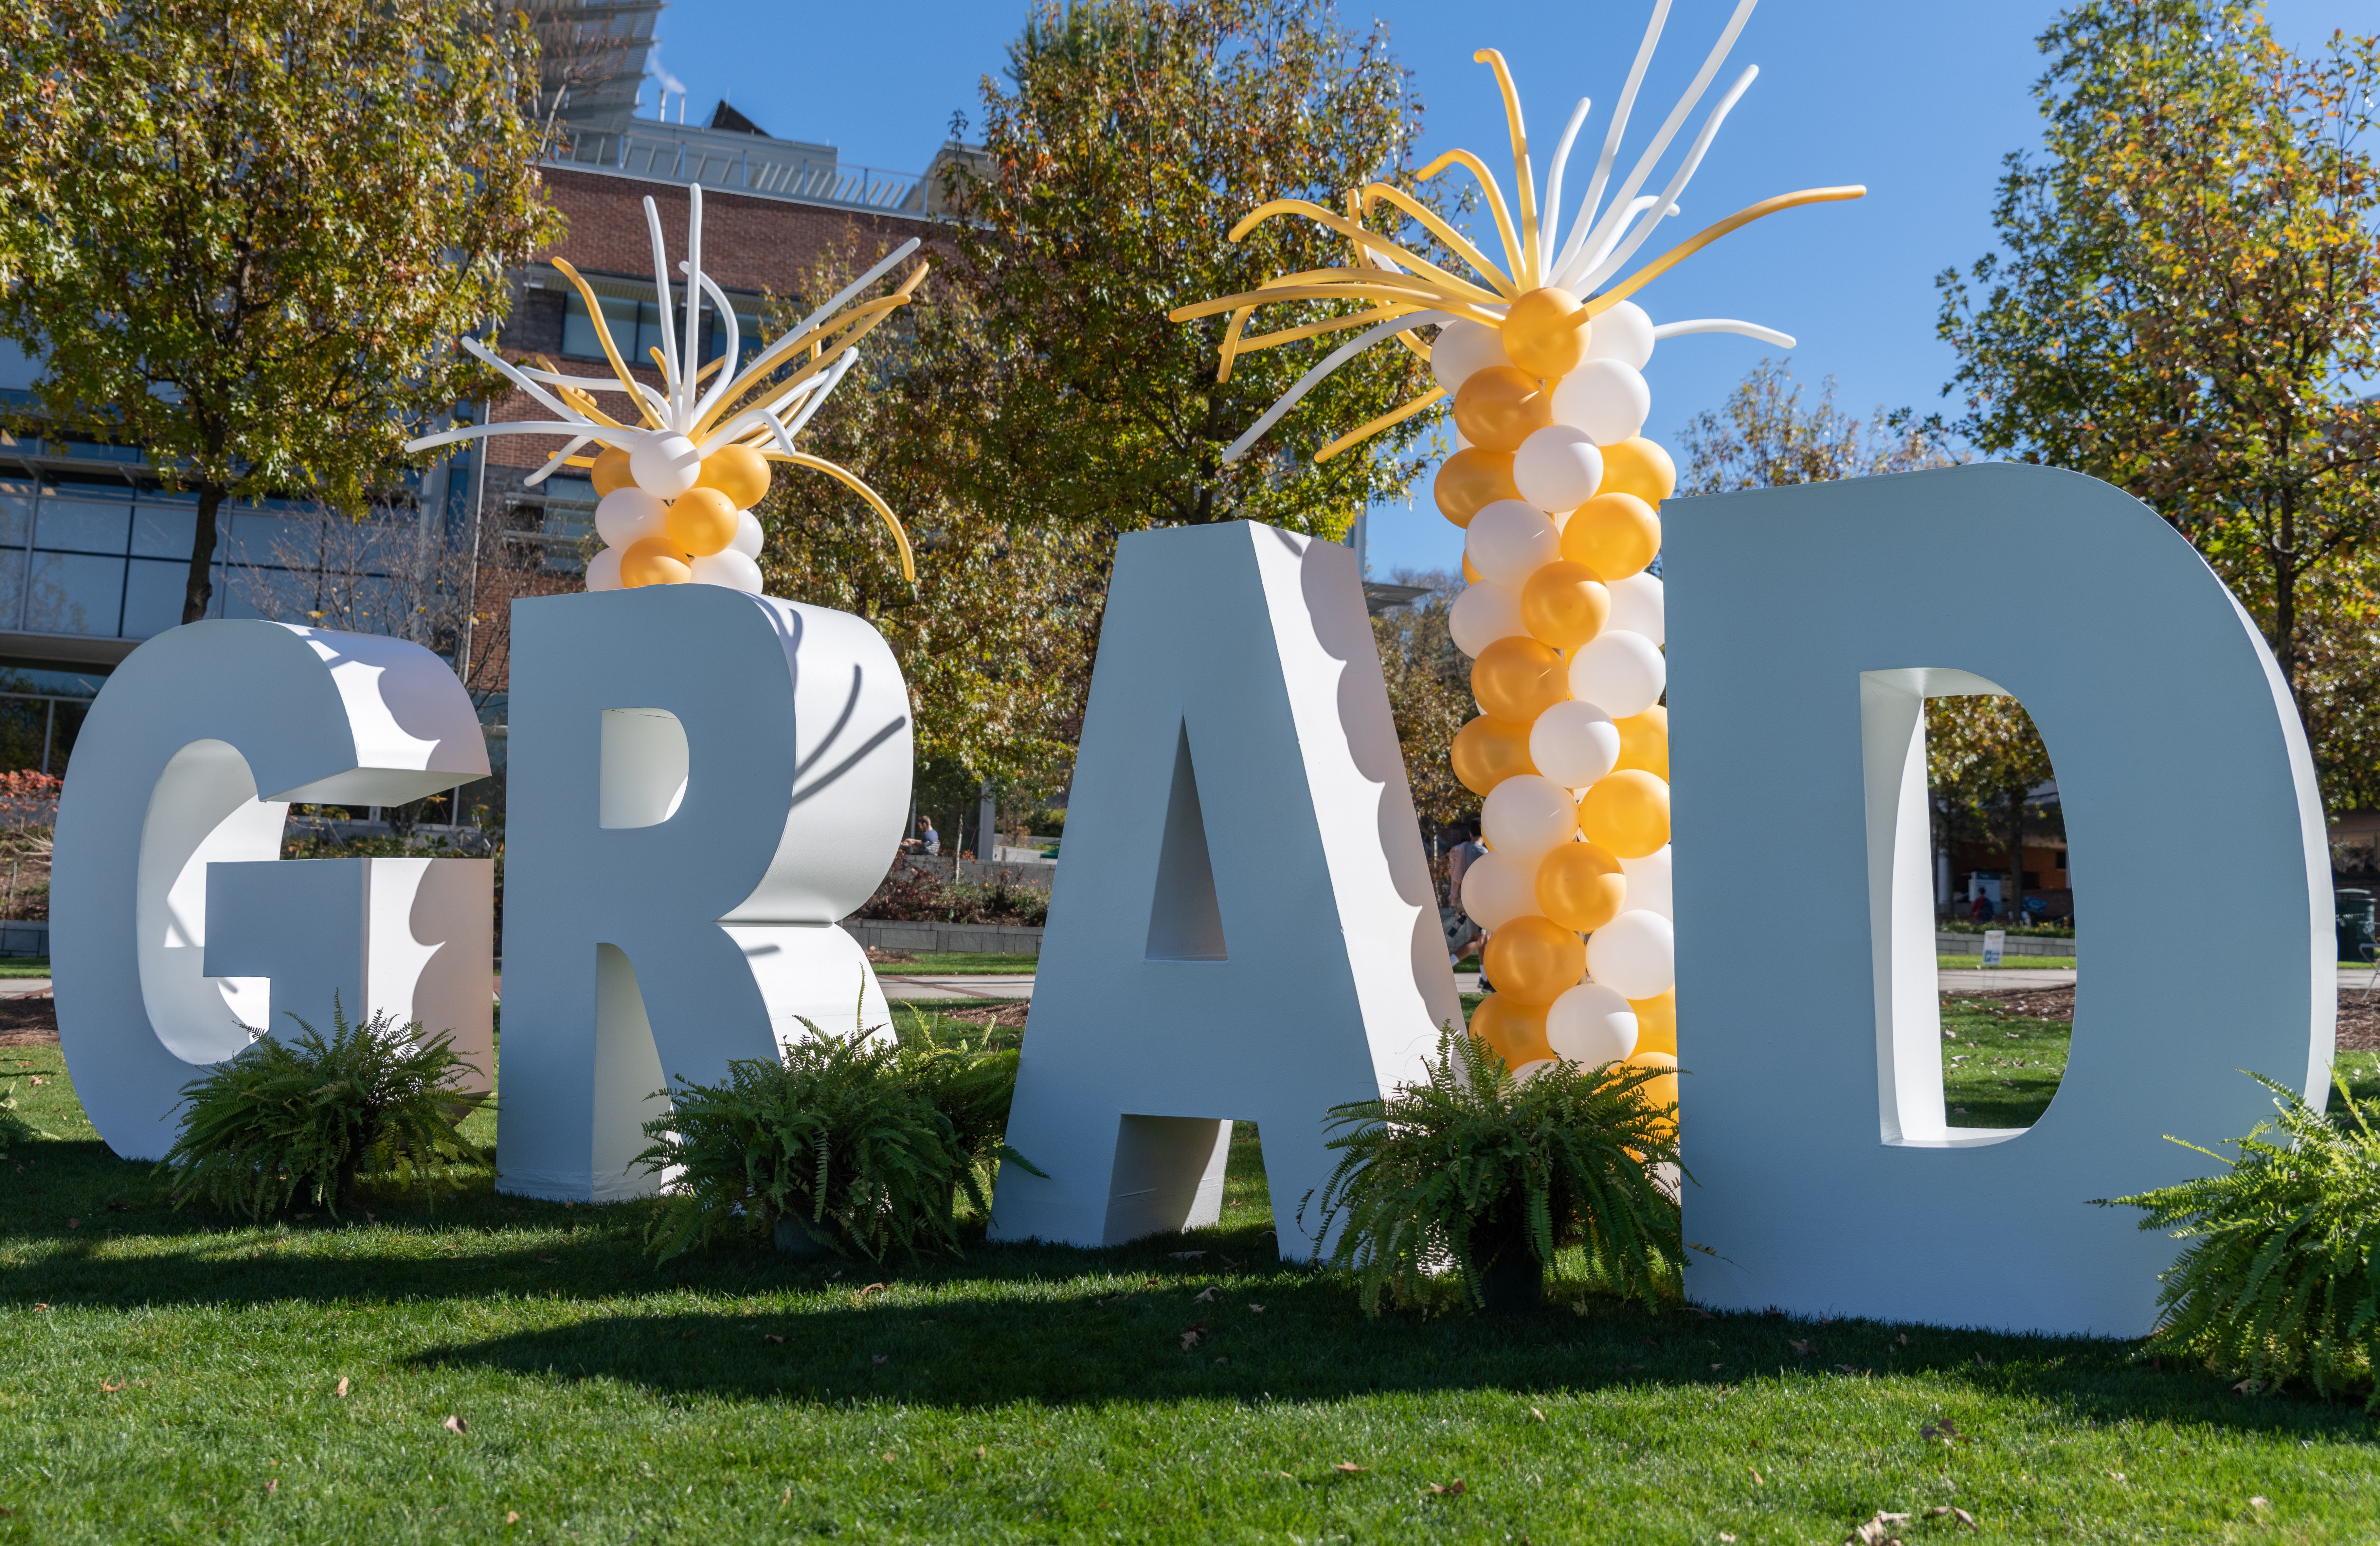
[990,523,1459,1255]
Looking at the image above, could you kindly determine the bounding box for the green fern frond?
[2105,1072,2380,1407]
[1298,1026,1687,1314]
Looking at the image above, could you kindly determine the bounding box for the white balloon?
[1619,845,1672,919]
[1481,774,1579,863]
[1430,319,1512,393]
[1552,359,1652,447]
[731,509,765,559]
[1508,1057,1559,1084]
[690,548,766,593]
[629,432,703,498]
[1606,572,1665,647]
[1568,630,1666,718]
[1586,909,1674,999]
[1457,850,1539,931]
[594,487,669,549]
[1448,582,1525,658]
[1464,500,1561,587]
[1511,425,1606,514]
[1582,300,1655,371]
[585,546,624,593]
[1529,700,1620,788]
[1545,982,1639,1065]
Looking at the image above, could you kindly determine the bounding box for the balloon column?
[406,184,925,590]
[1169,0,1861,1103]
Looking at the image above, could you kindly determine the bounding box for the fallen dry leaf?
[1247,1304,1266,1314]
[67,1218,78,1229]
[1751,1469,1764,1486]
[871,1354,888,1366]
[100,1378,124,1392]
[1333,1462,1368,1474]
[859,1282,890,1295]
[32,1303,47,1312]
[26,1075,43,1085]
[1213,1356,1228,1365]
[1426,1478,1466,1496]
[506,1511,520,1524]
[1194,1286,1218,1303]
[1180,1319,1209,1351]
[881,1451,896,1463]
[1529,1406,1546,1422]
[2234,1377,2263,1395]
[1925,1506,1978,1530]
[1896,1333,1910,1346]
[764,1334,784,1345]
[1721,1535,1737,1544]
[443,1414,468,1435]
[334,1377,350,1398]
[1169,1250,1206,1260]
[2251,1497,2270,1509]
[1789,1339,1813,1355]
[266,1479,277,1496]
[1222,1256,1247,1271]
[1836,1363,1861,1375]
[1846,1511,1913,1546]
[537,1254,558,1265]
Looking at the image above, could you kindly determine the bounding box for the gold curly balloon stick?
[408,184,925,590]
[1171,0,1863,1101]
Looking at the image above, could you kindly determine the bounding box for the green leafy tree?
[945,0,1444,539]
[1677,358,1956,496]
[754,232,1110,814]
[1937,1,2380,791]
[0,0,561,622]
[1928,696,2058,922]
[1372,571,1478,832]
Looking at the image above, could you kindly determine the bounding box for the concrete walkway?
[879,974,1036,1003]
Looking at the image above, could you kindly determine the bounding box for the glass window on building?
[25,551,125,636]
[35,484,133,556]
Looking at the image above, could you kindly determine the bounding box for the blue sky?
[649,0,2368,579]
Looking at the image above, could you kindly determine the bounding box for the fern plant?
[1301,1028,1685,1314]
[636,1022,1041,1265]
[2104,1073,2380,1406]
[157,999,486,1219]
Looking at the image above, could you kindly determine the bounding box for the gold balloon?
[1461,552,1483,585]
[1577,768,1670,858]
[1614,705,1669,779]
[1470,993,1553,1070]
[1598,436,1678,505]
[695,444,771,509]
[1471,636,1568,722]
[1629,989,1676,1057]
[1626,1049,1679,1119]
[1452,365,1554,453]
[1483,915,1587,1006]
[1500,286,1589,380]
[620,536,692,588]
[1433,447,1522,527]
[1451,715,1538,796]
[592,446,635,497]
[1560,492,1661,581]
[1535,842,1626,932]
[665,487,740,558]
[1519,560,1610,649]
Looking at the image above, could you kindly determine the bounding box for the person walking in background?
[918,816,940,857]
[1449,823,1490,982]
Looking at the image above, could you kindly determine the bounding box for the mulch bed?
[1948,982,2380,1051]
[863,947,920,964]
[0,992,57,1047]
[926,1002,1030,1033]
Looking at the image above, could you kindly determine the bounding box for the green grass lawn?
[871,953,1040,976]
[7,1027,2380,1542]
[0,957,47,977]
[1936,955,2078,971]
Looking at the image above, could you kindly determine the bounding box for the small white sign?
[1982,929,2006,968]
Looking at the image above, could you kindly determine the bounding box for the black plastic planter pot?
[1477,1254,1545,1313]
[774,1216,831,1256]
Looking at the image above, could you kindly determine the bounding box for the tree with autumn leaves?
[1939,0,2380,806]
[0,0,560,625]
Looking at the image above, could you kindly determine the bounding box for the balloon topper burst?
[1168,0,1863,469]
[406,184,927,594]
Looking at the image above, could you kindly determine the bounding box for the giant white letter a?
[989,522,1460,1255]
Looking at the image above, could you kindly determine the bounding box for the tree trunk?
[184,483,226,625]
[2271,491,2301,722]
[2004,783,2027,923]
